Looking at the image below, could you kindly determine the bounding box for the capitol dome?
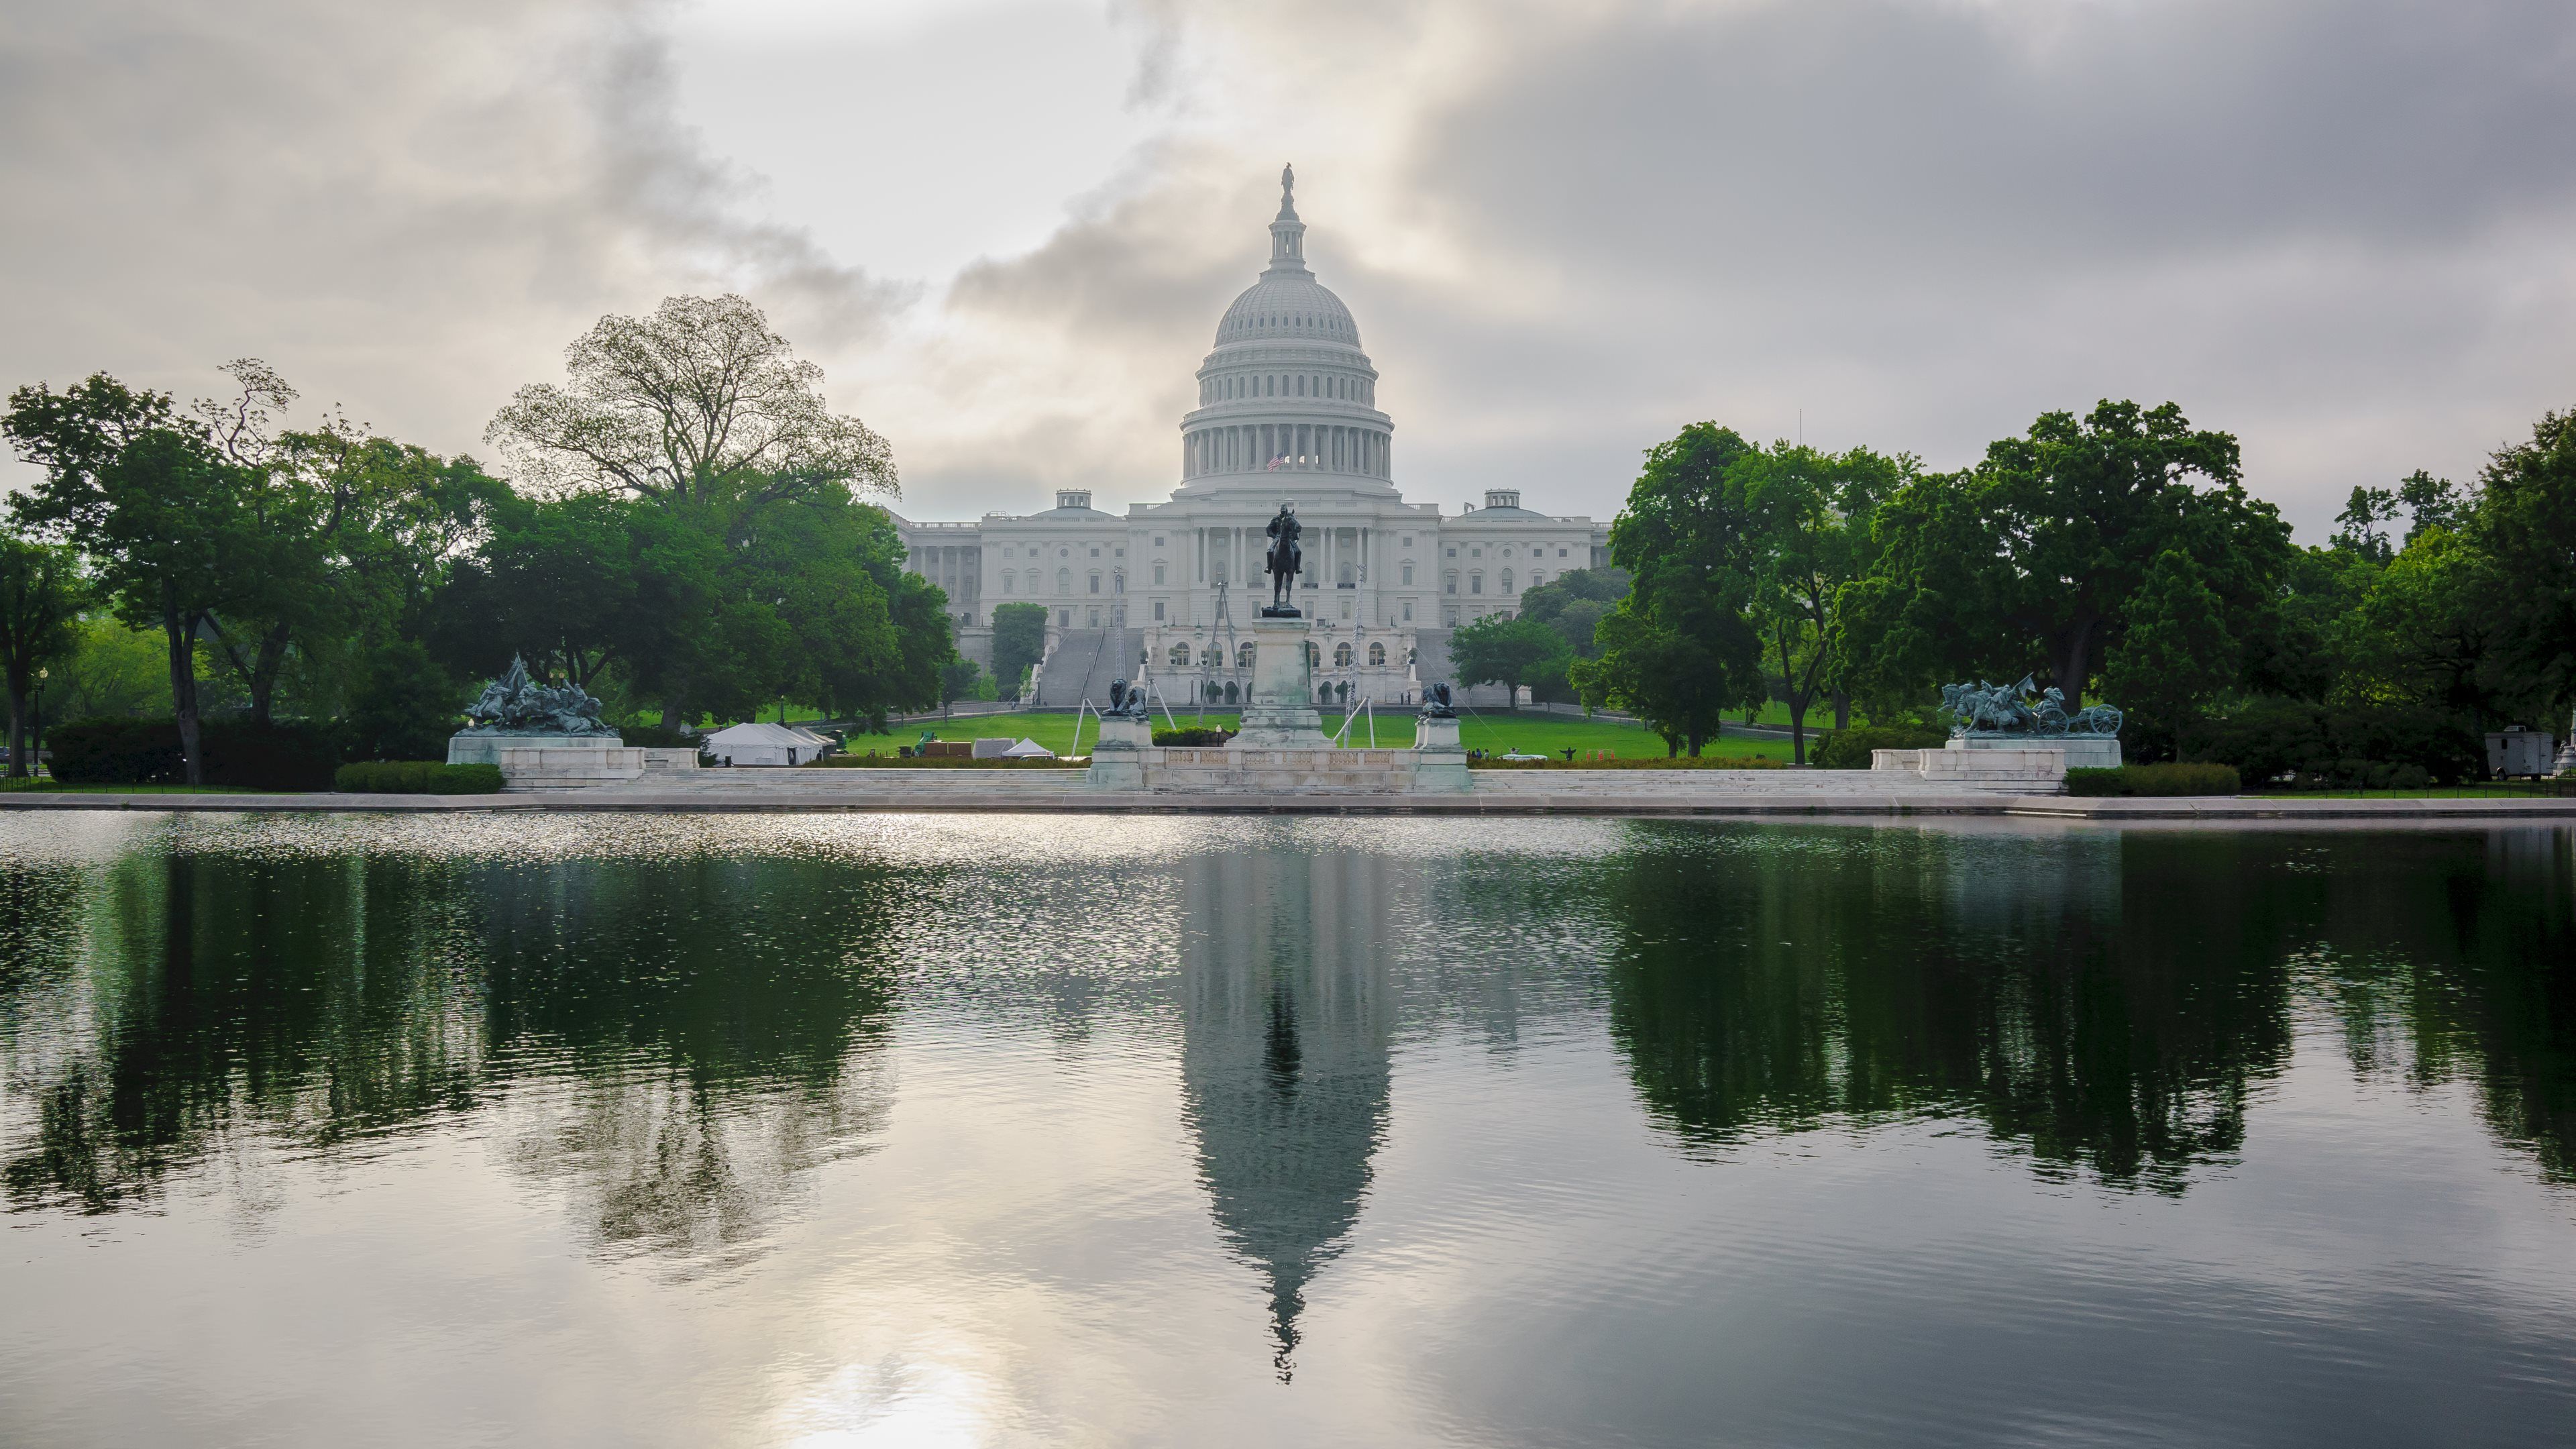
[1178,166,1392,490]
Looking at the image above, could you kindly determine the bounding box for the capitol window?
[1153,563,1166,585]
[1334,642,1353,667]
[1089,547,1099,557]
[1152,536,1164,548]
[1237,641,1256,669]
[1531,572,1545,588]
[1471,546,1483,558]
[1470,572,1484,594]
[1088,572,1102,594]
[1057,568,1071,594]
[1401,600,1414,622]
[1400,563,1414,586]
[1368,641,1386,666]
[1501,569,1513,593]
[1443,571,1457,595]
[1559,547,1568,557]
[1401,535,1413,547]
[1445,546,1456,557]
[1169,643,1189,667]
[1153,601,1165,622]
[1001,572,1015,594]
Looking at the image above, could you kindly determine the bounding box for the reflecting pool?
[2,814,2572,1446]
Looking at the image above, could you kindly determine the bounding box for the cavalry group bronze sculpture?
[1939,676,2122,739]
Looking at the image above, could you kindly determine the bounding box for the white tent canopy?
[704,721,835,767]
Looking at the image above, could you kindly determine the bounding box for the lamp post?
[32,667,46,779]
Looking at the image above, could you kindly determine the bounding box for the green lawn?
[836,708,1794,761]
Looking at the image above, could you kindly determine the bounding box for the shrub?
[1154,727,1237,746]
[2063,767,2124,796]
[50,717,340,790]
[2197,697,2479,788]
[1811,724,1949,770]
[332,760,503,794]
[1469,755,1783,769]
[429,763,504,794]
[2065,763,2241,797]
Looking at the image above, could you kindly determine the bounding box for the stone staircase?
[1031,628,1139,708]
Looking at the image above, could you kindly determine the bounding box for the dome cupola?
[1180,166,1393,490]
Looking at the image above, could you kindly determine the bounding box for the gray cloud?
[5,0,2570,540]
[0,0,901,479]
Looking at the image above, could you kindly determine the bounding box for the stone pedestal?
[448,733,651,791]
[1230,615,1331,749]
[1951,734,2122,769]
[1086,714,1152,790]
[1872,743,2078,792]
[1411,714,1468,792]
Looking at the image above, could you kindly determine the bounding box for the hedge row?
[333,761,505,794]
[48,718,341,790]
[1153,727,1237,746]
[2065,763,2243,796]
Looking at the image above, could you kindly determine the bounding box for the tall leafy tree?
[1836,400,2290,712]
[0,536,89,777]
[1448,613,1574,705]
[1574,424,1767,753]
[2475,407,2576,722]
[989,602,1049,698]
[4,375,296,783]
[486,294,896,509]
[1732,442,1910,762]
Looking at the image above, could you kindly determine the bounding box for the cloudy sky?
[4,0,2571,539]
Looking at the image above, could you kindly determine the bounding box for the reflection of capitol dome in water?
[1177,847,1394,1380]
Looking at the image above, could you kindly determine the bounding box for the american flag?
[1267,455,1284,471]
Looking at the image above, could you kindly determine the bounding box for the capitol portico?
[895,167,1609,708]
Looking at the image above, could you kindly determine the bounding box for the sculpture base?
[1085,715,1153,789]
[1949,735,2122,770]
[1258,604,1303,619]
[1411,714,1469,793]
[1230,617,1330,749]
[447,733,696,791]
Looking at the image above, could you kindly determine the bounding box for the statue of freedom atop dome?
[1264,500,1303,616]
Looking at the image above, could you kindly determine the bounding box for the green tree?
[1836,400,2290,713]
[47,616,166,722]
[341,639,462,762]
[1733,442,1910,762]
[938,659,988,714]
[990,602,1049,698]
[425,492,722,698]
[2475,408,2576,720]
[0,536,89,776]
[2100,550,2237,758]
[1518,566,1628,660]
[1448,613,1574,704]
[1571,611,1744,756]
[4,376,297,784]
[1576,423,1768,753]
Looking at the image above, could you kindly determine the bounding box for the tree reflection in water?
[1595,824,2576,1190]
[0,846,903,1263]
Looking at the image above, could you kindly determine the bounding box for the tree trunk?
[661,700,682,732]
[248,622,292,726]
[1831,690,1851,731]
[2053,616,2098,711]
[5,678,24,780]
[166,608,205,786]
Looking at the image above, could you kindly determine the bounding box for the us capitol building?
[894,167,1609,708]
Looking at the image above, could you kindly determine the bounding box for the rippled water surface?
[3,814,2573,1446]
